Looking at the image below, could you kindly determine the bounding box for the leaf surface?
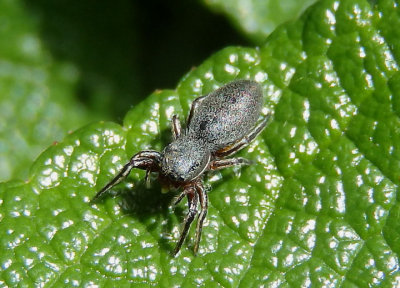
[0,0,92,182]
[203,0,317,43]
[1,0,400,287]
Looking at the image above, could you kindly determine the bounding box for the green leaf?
[0,0,254,182]
[203,0,317,43]
[0,0,92,182]
[1,0,400,287]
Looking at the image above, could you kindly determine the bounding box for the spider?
[92,80,269,256]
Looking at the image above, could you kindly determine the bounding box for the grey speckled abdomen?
[187,80,263,151]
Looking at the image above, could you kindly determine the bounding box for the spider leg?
[193,182,208,254]
[144,169,151,189]
[91,150,162,202]
[173,189,187,206]
[173,186,198,256]
[210,157,253,171]
[187,95,207,127]
[215,114,271,157]
[171,115,182,140]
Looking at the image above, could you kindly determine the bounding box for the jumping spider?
[92,80,269,256]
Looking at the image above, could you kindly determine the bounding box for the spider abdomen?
[187,80,263,151]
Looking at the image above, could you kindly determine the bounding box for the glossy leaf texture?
[203,0,317,43]
[1,0,400,286]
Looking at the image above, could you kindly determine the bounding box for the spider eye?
[189,161,200,172]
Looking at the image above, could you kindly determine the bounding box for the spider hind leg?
[173,186,198,256]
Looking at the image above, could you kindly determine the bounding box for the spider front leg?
[194,182,208,255]
[173,186,198,256]
[91,150,162,202]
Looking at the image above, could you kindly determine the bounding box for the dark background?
[24,0,249,121]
